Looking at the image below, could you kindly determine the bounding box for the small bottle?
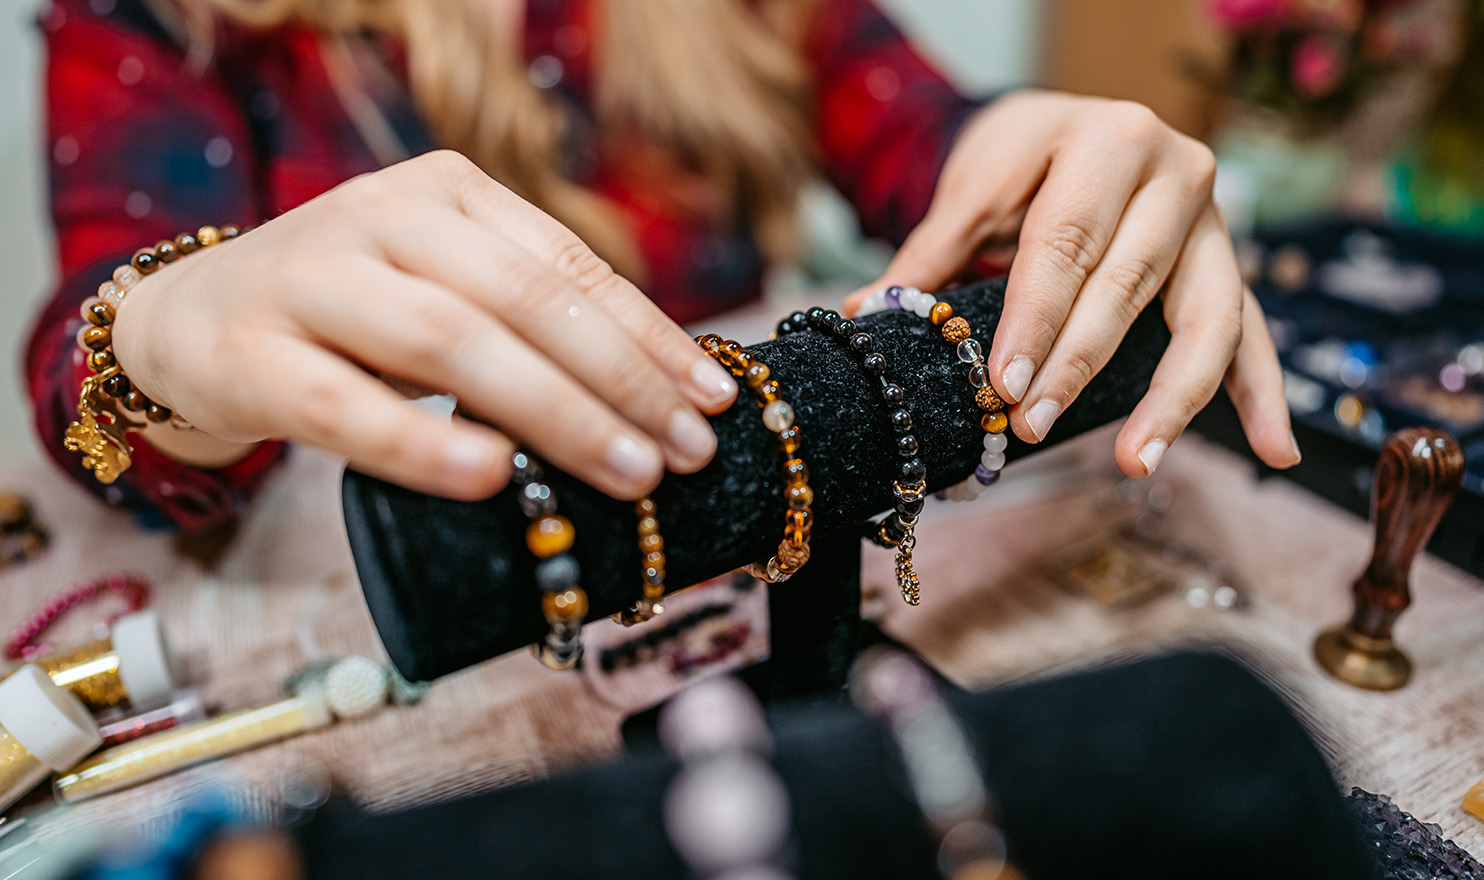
[38,610,182,713]
[96,689,208,748]
[0,665,101,812]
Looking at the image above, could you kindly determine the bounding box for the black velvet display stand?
[300,653,1376,880]
[342,281,1171,687]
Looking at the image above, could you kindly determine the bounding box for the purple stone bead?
[974,464,1000,486]
[933,490,949,500]
[884,286,903,309]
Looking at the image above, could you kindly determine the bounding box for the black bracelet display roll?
[343,280,1172,682]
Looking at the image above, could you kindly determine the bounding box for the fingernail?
[668,410,717,462]
[1289,431,1303,464]
[1002,356,1034,402]
[689,359,739,408]
[607,433,663,487]
[443,434,496,481]
[1138,439,1168,475]
[1025,399,1061,441]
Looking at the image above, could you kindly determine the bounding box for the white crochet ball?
[324,656,389,720]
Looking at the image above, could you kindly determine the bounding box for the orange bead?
[745,363,771,389]
[757,380,780,403]
[975,386,1005,412]
[639,532,664,554]
[982,411,1008,433]
[941,317,971,343]
[526,515,575,558]
[787,509,812,538]
[637,515,659,535]
[777,427,801,455]
[786,484,813,510]
[635,497,656,517]
[542,587,588,623]
[644,551,666,570]
[197,225,222,247]
[929,302,954,326]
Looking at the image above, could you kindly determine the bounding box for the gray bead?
[536,554,581,593]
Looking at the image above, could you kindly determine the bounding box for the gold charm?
[895,534,920,606]
[64,377,136,484]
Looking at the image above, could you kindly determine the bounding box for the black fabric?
[299,653,1376,880]
[342,280,1172,681]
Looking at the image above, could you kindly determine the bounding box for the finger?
[245,336,514,500]
[408,151,740,414]
[285,256,670,499]
[359,202,718,475]
[990,111,1162,406]
[1223,288,1301,469]
[1113,205,1245,478]
[1009,172,1209,443]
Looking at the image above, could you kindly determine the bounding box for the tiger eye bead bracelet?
[696,335,813,583]
[617,496,667,626]
[775,307,926,605]
[66,225,243,484]
[857,286,1008,501]
[512,452,587,670]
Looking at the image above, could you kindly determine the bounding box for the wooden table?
[0,427,1480,855]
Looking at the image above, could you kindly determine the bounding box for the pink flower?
[1291,36,1347,96]
[1210,0,1291,29]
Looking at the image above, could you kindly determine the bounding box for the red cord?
[6,573,151,662]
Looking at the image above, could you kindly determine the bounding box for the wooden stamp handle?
[1350,428,1465,639]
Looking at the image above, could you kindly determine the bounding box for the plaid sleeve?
[27,0,286,532]
[805,0,987,246]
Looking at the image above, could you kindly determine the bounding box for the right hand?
[111,150,740,500]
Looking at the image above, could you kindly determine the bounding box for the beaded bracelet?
[65,225,242,484]
[857,287,1008,501]
[617,496,667,626]
[851,647,1021,880]
[512,451,587,670]
[695,335,813,583]
[775,307,926,606]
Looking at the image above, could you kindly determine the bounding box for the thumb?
[842,205,987,316]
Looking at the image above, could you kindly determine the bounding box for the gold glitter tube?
[40,639,125,711]
[54,688,331,804]
[0,666,100,812]
[38,611,182,712]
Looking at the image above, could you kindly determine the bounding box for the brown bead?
[782,458,808,483]
[644,551,665,570]
[526,515,575,558]
[197,225,222,247]
[220,224,242,239]
[777,426,801,455]
[929,302,954,326]
[696,334,722,354]
[87,350,116,372]
[721,340,743,361]
[542,587,588,623]
[757,380,780,403]
[744,363,771,389]
[776,540,810,571]
[637,515,659,536]
[153,239,180,263]
[735,350,754,369]
[100,374,131,397]
[941,317,971,343]
[174,232,201,254]
[786,483,813,510]
[131,248,159,275]
[635,497,657,517]
[83,301,115,326]
[145,404,172,423]
[639,532,664,554]
[79,325,111,351]
[982,411,1008,433]
[975,386,1005,412]
[121,390,148,412]
[787,509,812,539]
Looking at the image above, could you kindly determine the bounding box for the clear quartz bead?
[980,450,1006,471]
[956,339,983,363]
[761,400,795,433]
[968,363,990,388]
[982,432,1008,453]
[113,265,141,289]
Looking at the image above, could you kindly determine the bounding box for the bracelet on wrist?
[64,225,242,484]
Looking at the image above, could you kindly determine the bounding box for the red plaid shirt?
[28,0,983,531]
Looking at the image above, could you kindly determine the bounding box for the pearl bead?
[956,338,983,363]
[761,400,794,433]
[980,450,1006,471]
[983,432,1008,453]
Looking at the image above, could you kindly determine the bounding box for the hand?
[844,90,1300,477]
[111,151,740,500]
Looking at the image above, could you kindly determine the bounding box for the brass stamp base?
[1314,626,1412,691]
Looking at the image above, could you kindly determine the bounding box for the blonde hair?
[159,0,817,280]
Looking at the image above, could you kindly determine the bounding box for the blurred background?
[4,0,1484,457]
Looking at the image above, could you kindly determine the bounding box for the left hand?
[844,89,1300,478]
